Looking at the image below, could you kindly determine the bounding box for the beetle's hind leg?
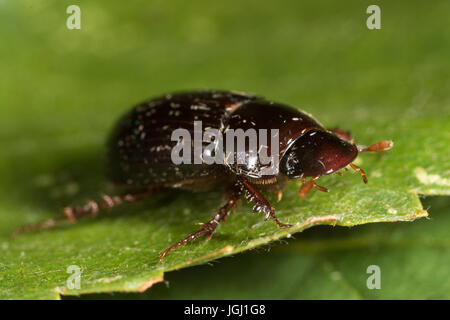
[159,190,240,261]
[13,190,154,237]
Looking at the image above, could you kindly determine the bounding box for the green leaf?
[73,196,449,300]
[0,0,449,299]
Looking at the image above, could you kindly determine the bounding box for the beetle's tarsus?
[12,216,64,238]
[13,190,154,237]
[349,163,368,184]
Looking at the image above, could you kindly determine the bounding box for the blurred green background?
[0,0,449,299]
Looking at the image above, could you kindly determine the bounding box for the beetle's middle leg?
[159,190,241,261]
[238,177,292,229]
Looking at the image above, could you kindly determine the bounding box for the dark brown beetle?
[16,90,393,260]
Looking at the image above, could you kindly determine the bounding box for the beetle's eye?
[280,145,303,178]
[284,155,300,176]
[280,130,358,178]
[287,157,298,169]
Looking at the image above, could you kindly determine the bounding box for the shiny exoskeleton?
[16,90,393,260]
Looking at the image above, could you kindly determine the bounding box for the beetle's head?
[280,129,358,179]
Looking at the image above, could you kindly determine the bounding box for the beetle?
[16,90,393,260]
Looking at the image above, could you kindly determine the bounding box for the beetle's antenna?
[349,163,368,184]
[357,140,393,153]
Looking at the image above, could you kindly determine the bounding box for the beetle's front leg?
[237,177,292,228]
[329,127,353,143]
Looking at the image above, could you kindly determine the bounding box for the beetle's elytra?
[16,90,393,260]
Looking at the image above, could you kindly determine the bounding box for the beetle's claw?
[349,163,368,184]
